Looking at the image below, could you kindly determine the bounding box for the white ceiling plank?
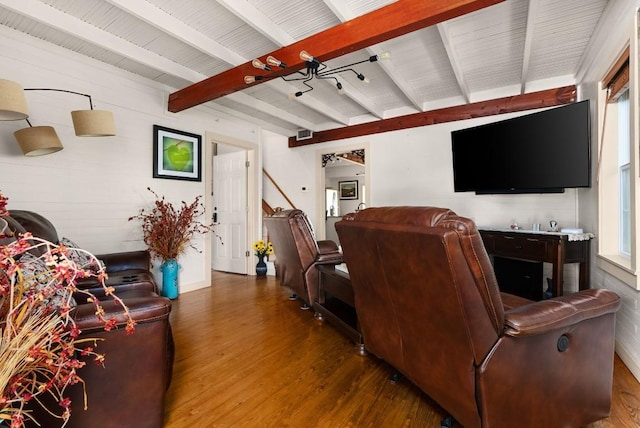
[0,0,205,83]
[216,0,355,124]
[301,64,385,119]
[233,0,385,118]
[520,0,537,93]
[227,92,320,131]
[203,103,295,137]
[105,0,246,66]
[216,0,296,46]
[299,73,385,119]
[370,44,424,110]
[576,0,628,83]
[322,0,423,111]
[340,86,385,119]
[266,79,350,125]
[108,0,347,126]
[437,22,470,104]
[321,0,355,20]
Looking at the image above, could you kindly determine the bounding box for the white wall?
[0,26,260,294]
[261,129,318,215]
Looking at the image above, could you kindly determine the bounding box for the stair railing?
[262,168,296,213]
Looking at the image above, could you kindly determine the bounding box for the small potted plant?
[252,239,274,277]
[128,188,216,299]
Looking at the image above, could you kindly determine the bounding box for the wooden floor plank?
[163,271,640,427]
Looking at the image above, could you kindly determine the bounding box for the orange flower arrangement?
[0,192,135,428]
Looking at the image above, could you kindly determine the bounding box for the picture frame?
[339,180,359,200]
[153,125,202,181]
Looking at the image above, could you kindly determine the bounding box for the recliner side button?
[557,335,570,352]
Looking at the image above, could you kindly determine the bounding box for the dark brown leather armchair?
[38,290,173,428]
[2,212,173,428]
[264,209,343,309]
[8,210,157,296]
[336,206,621,428]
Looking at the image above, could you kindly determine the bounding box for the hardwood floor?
[163,271,640,427]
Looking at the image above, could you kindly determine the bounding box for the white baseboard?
[615,340,640,383]
[178,280,210,294]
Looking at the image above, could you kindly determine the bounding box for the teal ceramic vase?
[161,259,179,299]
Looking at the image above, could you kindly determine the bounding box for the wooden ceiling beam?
[168,0,504,113]
[288,85,577,147]
[336,152,364,165]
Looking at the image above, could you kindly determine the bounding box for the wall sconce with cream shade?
[0,79,115,156]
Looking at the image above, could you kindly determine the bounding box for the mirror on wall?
[323,149,365,245]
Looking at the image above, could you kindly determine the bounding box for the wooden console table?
[479,229,593,297]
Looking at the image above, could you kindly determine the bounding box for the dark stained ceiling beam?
[168,0,505,113]
[336,152,364,165]
[288,85,577,147]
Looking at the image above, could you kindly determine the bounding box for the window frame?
[596,31,640,289]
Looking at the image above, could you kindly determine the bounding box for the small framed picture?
[339,180,358,200]
[153,125,202,181]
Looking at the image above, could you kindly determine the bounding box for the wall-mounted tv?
[451,100,591,194]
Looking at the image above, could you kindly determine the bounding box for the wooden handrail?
[263,168,296,210]
[262,200,277,216]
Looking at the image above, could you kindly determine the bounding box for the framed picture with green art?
[153,125,202,181]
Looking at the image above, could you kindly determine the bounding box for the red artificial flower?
[0,191,138,427]
[103,318,117,331]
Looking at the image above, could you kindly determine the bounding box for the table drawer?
[492,236,548,261]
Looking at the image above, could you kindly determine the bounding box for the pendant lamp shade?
[14,126,63,156]
[0,79,29,121]
[71,110,115,136]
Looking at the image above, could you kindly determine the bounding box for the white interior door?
[212,150,248,274]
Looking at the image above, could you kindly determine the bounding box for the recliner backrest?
[9,210,60,243]
[336,207,506,426]
[264,209,320,301]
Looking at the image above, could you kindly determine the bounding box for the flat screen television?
[451,100,591,194]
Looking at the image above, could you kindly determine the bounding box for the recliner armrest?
[317,239,339,254]
[96,250,151,273]
[316,239,343,264]
[72,291,171,333]
[503,288,620,337]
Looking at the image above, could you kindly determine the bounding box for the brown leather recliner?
[1,212,173,428]
[264,209,343,308]
[336,206,621,428]
[8,210,157,296]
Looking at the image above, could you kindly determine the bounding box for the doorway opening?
[316,143,370,242]
[205,131,260,276]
